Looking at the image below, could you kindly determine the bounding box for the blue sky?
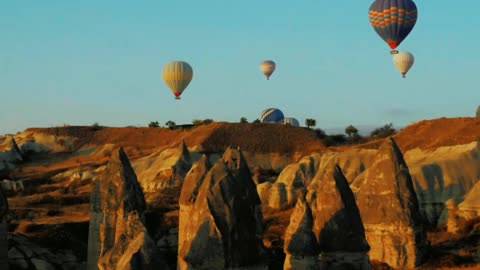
[1,1,478,134]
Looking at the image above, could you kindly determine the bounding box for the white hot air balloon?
[393,51,415,78]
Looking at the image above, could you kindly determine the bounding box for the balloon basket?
[390,50,399,55]
[175,96,181,100]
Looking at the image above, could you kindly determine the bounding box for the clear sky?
[1,1,478,134]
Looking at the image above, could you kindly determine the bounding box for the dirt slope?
[335,117,480,152]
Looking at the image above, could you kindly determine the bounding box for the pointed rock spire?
[356,137,427,269]
[284,198,319,256]
[179,154,211,205]
[87,147,166,270]
[356,137,423,226]
[89,147,146,213]
[307,162,370,253]
[178,147,264,269]
[9,138,23,159]
[283,198,320,270]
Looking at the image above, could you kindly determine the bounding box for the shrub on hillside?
[322,134,348,147]
[371,123,397,138]
[148,121,160,128]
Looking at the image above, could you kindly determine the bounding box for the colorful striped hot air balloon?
[369,0,418,54]
[393,51,414,78]
[260,108,284,123]
[260,60,276,80]
[162,61,193,100]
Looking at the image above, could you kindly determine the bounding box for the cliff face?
[178,147,265,269]
[404,142,480,226]
[87,147,168,270]
[355,138,427,269]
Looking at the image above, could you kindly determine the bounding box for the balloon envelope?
[393,51,414,77]
[162,61,193,99]
[261,108,284,123]
[369,0,418,52]
[283,117,300,127]
[260,60,276,80]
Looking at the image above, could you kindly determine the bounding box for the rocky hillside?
[0,118,479,269]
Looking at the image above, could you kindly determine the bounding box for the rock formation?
[320,149,376,184]
[257,154,321,210]
[8,233,82,270]
[283,199,320,270]
[87,147,168,270]
[477,105,480,118]
[355,137,427,269]
[135,141,192,192]
[0,185,8,270]
[178,147,265,269]
[404,141,480,226]
[442,199,460,233]
[0,138,24,172]
[8,138,24,162]
[307,162,370,270]
[458,180,480,220]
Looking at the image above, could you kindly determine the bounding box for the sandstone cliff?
[178,147,265,269]
[355,137,427,269]
[404,142,480,226]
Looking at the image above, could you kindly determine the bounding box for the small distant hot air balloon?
[260,60,276,80]
[162,61,193,100]
[393,51,414,78]
[283,117,300,127]
[260,108,284,123]
[369,0,418,54]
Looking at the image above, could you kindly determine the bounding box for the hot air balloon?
[369,0,418,54]
[260,108,284,123]
[260,60,276,80]
[162,61,193,100]
[393,51,414,78]
[283,117,300,127]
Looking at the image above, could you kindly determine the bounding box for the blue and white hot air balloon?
[260,108,284,123]
[283,117,300,127]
